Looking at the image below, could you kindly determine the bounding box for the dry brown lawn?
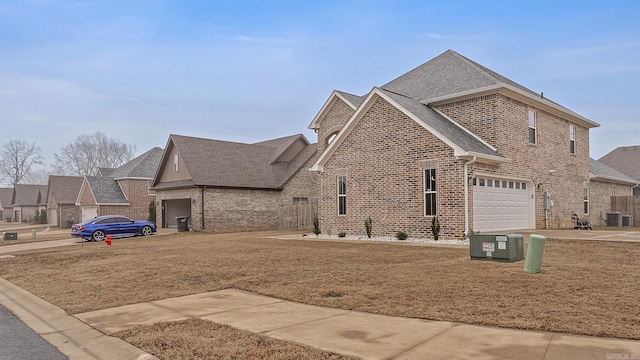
[114,318,356,360]
[0,230,638,358]
[0,225,70,246]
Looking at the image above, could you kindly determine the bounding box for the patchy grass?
[0,225,71,246]
[114,318,356,360]
[0,230,638,345]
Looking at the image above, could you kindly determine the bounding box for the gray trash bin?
[176,216,190,232]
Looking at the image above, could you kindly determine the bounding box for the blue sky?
[1,1,639,171]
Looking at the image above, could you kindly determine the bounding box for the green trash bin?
[524,234,546,274]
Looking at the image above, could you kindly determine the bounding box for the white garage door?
[81,206,98,222]
[473,177,533,232]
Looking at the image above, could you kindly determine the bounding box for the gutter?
[463,156,477,237]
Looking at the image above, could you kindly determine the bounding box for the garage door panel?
[473,177,532,232]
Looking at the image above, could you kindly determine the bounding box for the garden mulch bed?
[0,230,638,358]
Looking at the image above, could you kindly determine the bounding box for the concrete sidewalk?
[0,277,157,360]
[76,289,640,360]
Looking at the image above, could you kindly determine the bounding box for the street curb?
[0,277,158,360]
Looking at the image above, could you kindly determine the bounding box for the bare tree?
[53,132,137,176]
[0,140,44,186]
[22,166,52,185]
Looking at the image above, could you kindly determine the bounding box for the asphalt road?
[0,304,68,360]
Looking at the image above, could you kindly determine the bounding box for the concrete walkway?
[75,288,640,360]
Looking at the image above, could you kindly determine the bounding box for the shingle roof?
[109,147,163,179]
[0,188,13,208]
[97,167,115,176]
[383,49,542,102]
[589,158,638,184]
[381,88,503,158]
[164,134,316,190]
[598,145,640,181]
[336,91,366,108]
[13,184,48,206]
[85,176,129,204]
[47,175,84,205]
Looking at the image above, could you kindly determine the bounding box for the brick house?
[588,158,638,225]
[151,133,318,232]
[309,49,635,239]
[46,175,84,228]
[76,147,163,222]
[10,184,48,223]
[598,146,640,196]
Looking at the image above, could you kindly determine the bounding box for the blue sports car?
[71,215,157,241]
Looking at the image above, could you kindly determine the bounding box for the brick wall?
[97,179,155,221]
[589,181,633,226]
[60,204,80,228]
[316,97,355,155]
[437,94,591,229]
[319,95,464,239]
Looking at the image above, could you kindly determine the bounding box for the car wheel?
[141,225,153,236]
[92,230,105,242]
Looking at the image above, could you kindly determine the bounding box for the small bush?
[338,232,346,238]
[431,216,440,240]
[364,216,373,238]
[395,231,408,240]
[313,213,321,235]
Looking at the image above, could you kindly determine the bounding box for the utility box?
[622,215,633,227]
[469,234,524,262]
[607,212,622,227]
[2,232,18,240]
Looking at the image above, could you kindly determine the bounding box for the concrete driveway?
[517,229,640,242]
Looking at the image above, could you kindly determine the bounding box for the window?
[487,179,493,187]
[174,154,179,172]
[583,188,589,214]
[424,169,437,216]
[337,176,346,215]
[569,125,576,154]
[293,197,308,203]
[528,110,537,144]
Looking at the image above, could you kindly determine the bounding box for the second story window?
[569,125,576,154]
[174,154,179,172]
[528,110,537,144]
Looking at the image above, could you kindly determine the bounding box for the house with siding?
[46,175,84,228]
[76,147,163,222]
[11,184,48,223]
[0,188,13,222]
[151,133,318,231]
[309,49,634,239]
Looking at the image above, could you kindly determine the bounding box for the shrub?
[338,232,346,238]
[431,216,440,240]
[395,231,408,240]
[313,213,321,235]
[148,200,156,224]
[364,216,373,238]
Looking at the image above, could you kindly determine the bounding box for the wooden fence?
[611,196,640,227]
[279,200,317,230]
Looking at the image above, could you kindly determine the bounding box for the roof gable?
[311,87,509,172]
[598,145,640,181]
[84,176,129,205]
[308,90,364,130]
[154,134,317,190]
[47,175,84,205]
[12,184,48,206]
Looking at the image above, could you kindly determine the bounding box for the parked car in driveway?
[71,215,156,241]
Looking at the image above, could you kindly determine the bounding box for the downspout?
[201,186,205,230]
[463,156,477,238]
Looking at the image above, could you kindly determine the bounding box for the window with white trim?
[424,169,437,216]
[528,110,537,144]
[337,175,346,215]
[583,188,589,214]
[569,125,576,154]
[174,154,179,172]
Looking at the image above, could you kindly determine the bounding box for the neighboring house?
[0,188,13,222]
[598,145,640,195]
[309,49,633,239]
[46,175,84,228]
[76,147,163,222]
[11,184,48,223]
[588,158,638,225]
[151,133,318,231]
